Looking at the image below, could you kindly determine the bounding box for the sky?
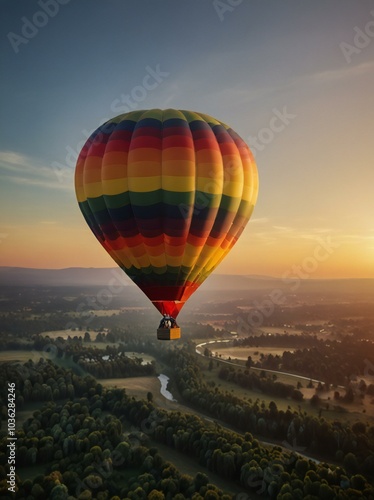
[1,0,374,279]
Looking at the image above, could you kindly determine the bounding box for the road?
[195,339,325,385]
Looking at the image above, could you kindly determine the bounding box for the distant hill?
[0,267,373,299]
[0,267,133,287]
[0,267,262,289]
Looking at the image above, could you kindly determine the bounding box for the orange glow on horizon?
[1,224,373,279]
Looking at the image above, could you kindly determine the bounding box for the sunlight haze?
[1,0,373,278]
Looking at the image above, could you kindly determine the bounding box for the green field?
[197,352,374,425]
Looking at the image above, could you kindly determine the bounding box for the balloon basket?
[157,327,181,341]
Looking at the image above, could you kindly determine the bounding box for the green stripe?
[218,194,239,211]
[236,199,254,218]
[103,192,130,209]
[122,265,195,287]
[86,196,108,212]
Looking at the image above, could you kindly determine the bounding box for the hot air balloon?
[75,109,258,340]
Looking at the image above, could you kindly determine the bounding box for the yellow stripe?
[196,176,223,194]
[163,108,188,121]
[205,246,227,269]
[135,253,151,268]
[108,248,141,269]
[165,254,184,267]
[162,176,195,192]
[102,178,128,195]
[198,111,230,129]
[149,253,167,268]
[146,244,165,257]
[75,185,86,202]
[83,181,105,198]
[203,247,234,277]
[181,243,204,268]
[222,181,243,198]
[128,176,161,192]
[186,242,225,282]
[116,247,151,268]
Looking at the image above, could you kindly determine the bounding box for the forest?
[1,356,374,499]
[232,334,374,386]
[1,284,374,498]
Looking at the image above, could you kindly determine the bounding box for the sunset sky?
[1,0,374,279]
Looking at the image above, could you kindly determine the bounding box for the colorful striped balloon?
[75,109,258,320]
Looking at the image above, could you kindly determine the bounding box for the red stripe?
[130,136,162,149]
[163,136,194,149]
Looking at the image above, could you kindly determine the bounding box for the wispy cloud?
[338,233,374,242]
[249,217,270,224]
[309,61,374,83]
[286,60,374,91]
[0,150,73,191]
[252,224,374,248]
[272,225,295,233]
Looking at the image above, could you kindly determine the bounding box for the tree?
[294,458,309,479]
[245,356,253,368]
[352,421,366,435]
[269,401,277,413]
[50,483,69,499]
[350,474,366,491]
[148,491,165,500]
[291,389,304,402]
[147,391,154,402]
[195,472,209,490]
[343,452,359,474]
[343,387,354,403]
[310,394,320,407]
[366,384,374,395]
[95,332,104,342]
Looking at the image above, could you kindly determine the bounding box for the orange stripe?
[83,156,103,170]
[162,147,195,162]
[128,161,161,177]
[162,159,195,176]
[165,244,185,257]
[195,149,223,163]
[187,234,207,247]
[101,162,128,181]
[128,148,161,162]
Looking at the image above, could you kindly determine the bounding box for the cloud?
[251,225,343,244]
[249,217,270,224]
[0,150,72,190]
[272,225,295,233]
[338,233,374,242]
[287,60,374,91]
[310,61,374,83]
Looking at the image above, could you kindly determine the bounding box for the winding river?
[158,374,177,402]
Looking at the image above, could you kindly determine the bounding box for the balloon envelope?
[75,109,258,318]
